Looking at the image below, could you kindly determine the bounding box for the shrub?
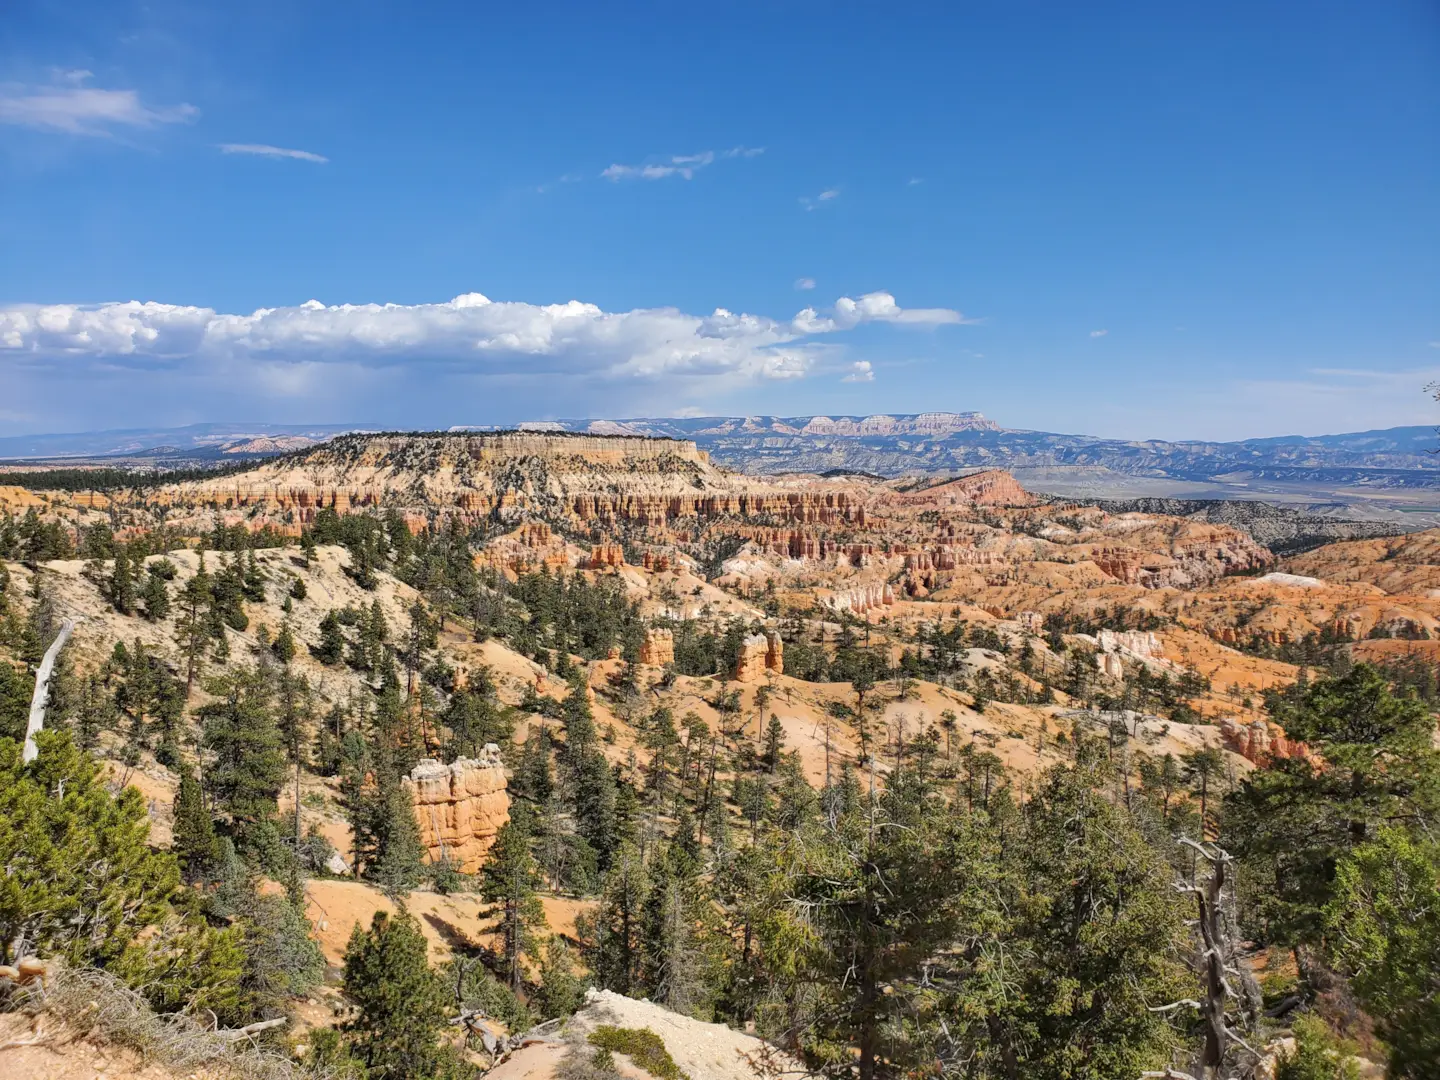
[586,1026,689,1080]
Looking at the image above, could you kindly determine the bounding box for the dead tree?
[23,619,75,764]
[1145,838,1261,1080]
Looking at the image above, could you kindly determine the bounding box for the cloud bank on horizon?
[0,290,969,433]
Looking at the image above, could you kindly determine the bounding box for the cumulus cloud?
[220,143,328,163]
[0,72,197,135]
[602,146,762,181]
[0,290,970,400]
[794,277,816,290]
[842,360,874,383]
[1090,329,1108,338]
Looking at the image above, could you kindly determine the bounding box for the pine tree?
[780,765,1000,1080]
[140,566,170,621]
[587,841,649,996]
[199,668,285,840]
[639,837,719,1018]
[534,937,586,1020]
[480,807,548,992]
[373,775,425,898]
[1226,664,1440,947]
[275,668,313,766]
[342,907,457,1080]
[1182,745,1225,839]
[1323,829,1439,1077]
[175,556,212,696]
[273,619,297,665]
[0,661,33,743]
[576,750,620,868]
[402,598,438,696]
[1000,758,1191,1079]
[763,713,785,771]
[313,609,347,665]
[0,731,180,966]
[108,546,137,615]
[242,548,267,602]
[173,766,218,883]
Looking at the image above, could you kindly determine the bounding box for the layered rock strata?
[405,749,510,873]
[734,631,784,682]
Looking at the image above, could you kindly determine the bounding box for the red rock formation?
[641,549,675,572]
[1217,717,1311,766]
[734,631,784,682]
[405,751,510,873]
[639,627,675,666]
[587,544,625,569]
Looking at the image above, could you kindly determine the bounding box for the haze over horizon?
[2,1,1436,442]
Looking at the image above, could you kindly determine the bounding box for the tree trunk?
[23,619,75,764]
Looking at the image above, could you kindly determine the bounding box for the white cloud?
[1090,329,1108,338]
[220,143,328,163]
[0,290,970,395]
[842,360,874,383]
[907,177,924,186]
[794,277,816,290]
[794,292,974,333]
[1429,341,1440,349]
[800,188,840,211]
[601,146,762,182]
[0,72,197,135]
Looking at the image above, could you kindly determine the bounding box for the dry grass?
[7,963,329,1080]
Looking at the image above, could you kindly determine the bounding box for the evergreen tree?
[242,547,267,602]
[587,841,649,996]
[174,556,212,696]
[0,660,33,743]
[342,908,463,1080]
[313,609,347,665]
[139,566,170,621]
[107,546,137,615]
[275,668,314,766]
[1182,745,1226,839]
[639,836,719,1018]
[480,807,548,992]
[534,937,586,1020]
[172,766,218,883]
[576,750,620,868]
[1225,664,1440,947]
[998,759,1191,1079]
[199,668,285,840]
[373,774,426,897]
[0,731,180,966]
[779,767,999,1080]
[273,619,297,664]
[763,713,786,772]
[1323,828,1440,1076]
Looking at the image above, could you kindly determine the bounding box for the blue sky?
[1,0,1436,440]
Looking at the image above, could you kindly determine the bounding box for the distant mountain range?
[511,412,1440,487]
[5,413,1440,517]
[0,423,358,461]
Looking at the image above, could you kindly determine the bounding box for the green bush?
[1276,1017,1361,1080]
[586,1027,689,1080]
